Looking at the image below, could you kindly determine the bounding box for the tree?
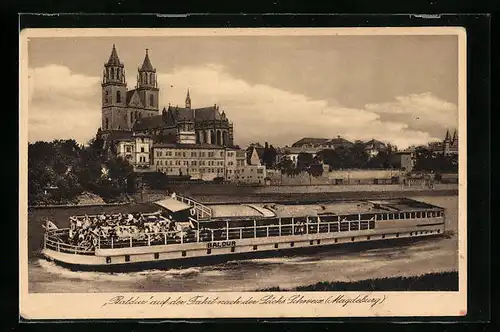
[296,152,314,171]
[277,157,294,176]
[308,163,324,177]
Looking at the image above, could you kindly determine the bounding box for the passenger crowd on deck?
[67,212,181,250]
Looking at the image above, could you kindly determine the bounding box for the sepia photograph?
[19,27,467,319]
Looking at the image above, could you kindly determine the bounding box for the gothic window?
[150,95,154,107]
[111,68,115,79]
[105,118,109,130]
[116,91,121,103]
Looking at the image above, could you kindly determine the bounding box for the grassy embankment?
[258,271,459,292]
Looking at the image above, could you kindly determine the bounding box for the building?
[292,136,354,150]
[279,146,320,166]
[101,44,265,182]
[444,129,458,155]
[387,151,414,172]
[246,146,264,166]
[364,139,388,157]
[115,134,154,173]
[427,129,459,155]
[152,143,266,183]
[101,45,159,134]
[101,45,234,147]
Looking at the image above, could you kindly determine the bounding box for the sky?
[26,33,459,149]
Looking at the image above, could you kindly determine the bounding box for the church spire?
[140,48,155,72]
[137,48,157,88]
[102,44,125,86]
[106,44,123,67]
[445,129,451,141]
[185,88,191,109]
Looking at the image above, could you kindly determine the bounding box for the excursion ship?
[41,194,447,271]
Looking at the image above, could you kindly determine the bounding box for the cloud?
[155,65,448,148]
[28,65,101,144]
[364,92,458,141]
[27,64,457,149]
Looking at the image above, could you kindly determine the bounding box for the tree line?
[28,130,135,205]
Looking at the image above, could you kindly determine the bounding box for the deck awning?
[153,198,191,212]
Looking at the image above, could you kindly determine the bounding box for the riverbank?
[258,271,459,292]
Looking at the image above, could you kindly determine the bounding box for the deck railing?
[44,211,445,252]
[94,218,379,249]
[173,195,212,220]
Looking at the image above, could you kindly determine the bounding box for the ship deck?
[206,198,440,220]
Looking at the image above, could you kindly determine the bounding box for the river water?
[27,195,458,293]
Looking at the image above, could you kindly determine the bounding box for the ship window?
[154,253,159,259]
[334,238,338,243]
[330,223,339,232]
[340,222,349,232]
[207,249,211,254]
[361,214,375,221]
[274,243,278,249]
[410,212,416,219]
[437,229,441,233]
[253,245,258,250]
[316,240,320,245]
[346,214,359,221]
[231,247,235,253]
[367,236,371,240]
[106,257,111,264]
[125,255,130,262]
[394,214,400,220]
[369,220,375,229]
[396,233,400,237]
[351,237,355,242]
[182,251,186,257]
[382,234,386,239]
[309,240,314,245]
[350,222,359,231]
[290,242,294,247]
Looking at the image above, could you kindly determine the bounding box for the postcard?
[20,27,467,319]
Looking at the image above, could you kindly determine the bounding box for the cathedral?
[101,44,234,147]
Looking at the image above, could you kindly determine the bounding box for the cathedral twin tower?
[101,44,160,131]
[101,44,234,147]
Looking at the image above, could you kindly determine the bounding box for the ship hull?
[41,229,446,272]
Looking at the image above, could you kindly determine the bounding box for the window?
[182,251,186,257]
[191,152,196,157]
[192,161,197,166]
[111,68,115,79]
[253,245,257,250]
[141,147,145,153]
[220,152,224,157]
[125,255,130,262]
[116,91,121,103]
[154,253,159,259]
[105,118,109,130]
[150,94,154,107]
[106,257,111,264]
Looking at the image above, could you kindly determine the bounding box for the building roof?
[133,115,165,131]
[140,49,155,72]
[104,130,134,141]
[195,106,222,121]
[169,106,195,121]
[292,137,330,147]
[106,44,123,67]
[327,137,354,146]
